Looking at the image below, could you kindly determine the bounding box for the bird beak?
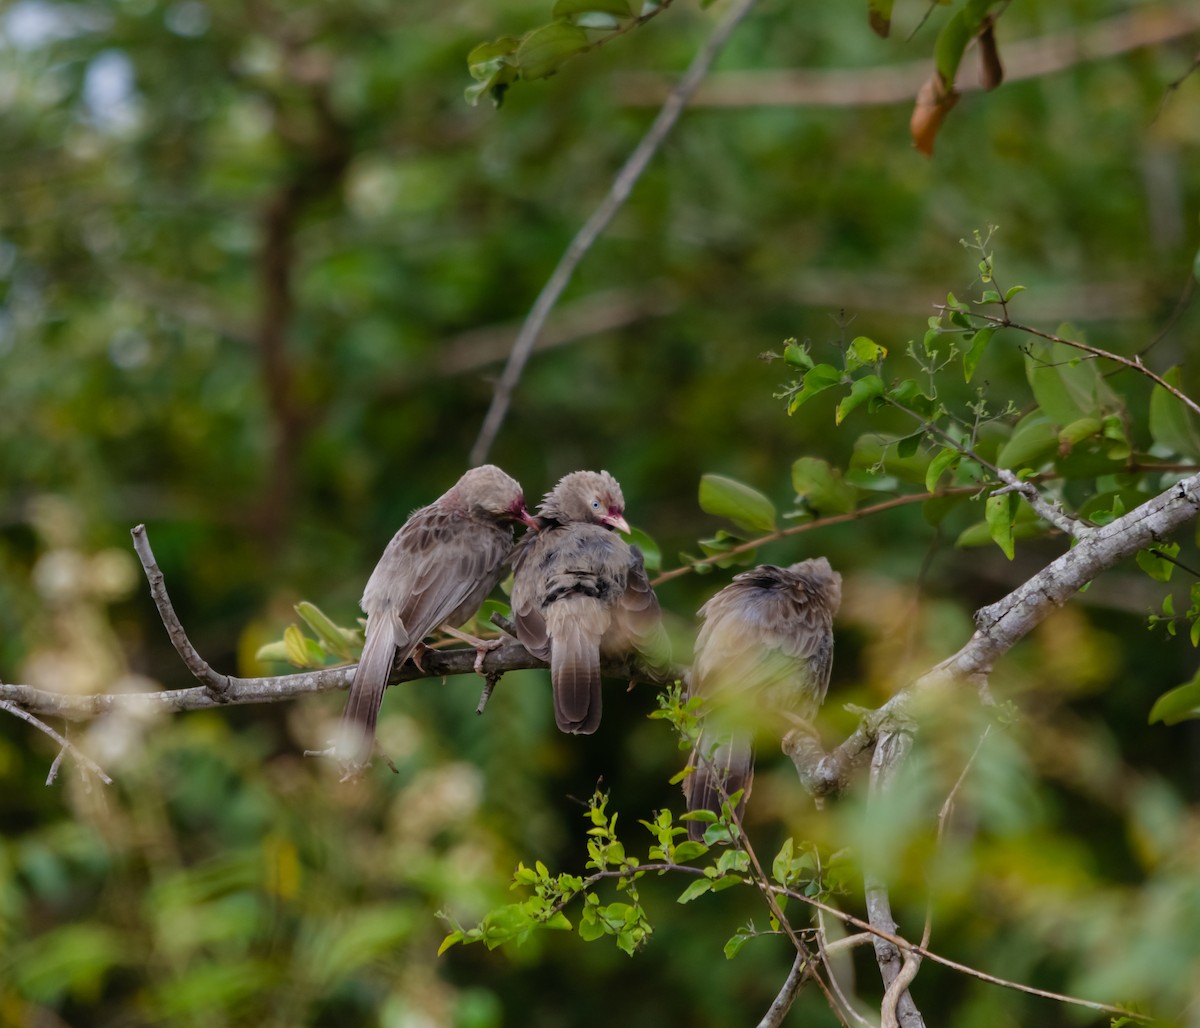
[519,509,542,531]
[603,512,631,534]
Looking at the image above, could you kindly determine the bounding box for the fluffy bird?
[339,465,537,767]
[511,470,667,734]
[683,558,841,841]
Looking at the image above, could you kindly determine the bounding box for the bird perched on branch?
[338,465,537,768]
[511,470,668,734]
[683,558,841,841]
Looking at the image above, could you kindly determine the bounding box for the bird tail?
[548,606,604,734]
[683,732,754,843]
[338,618,399,766]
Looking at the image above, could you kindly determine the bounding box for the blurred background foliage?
[1,0,1200,1024]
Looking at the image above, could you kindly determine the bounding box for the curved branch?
[468,0,761,465]
[788,471,1200,795]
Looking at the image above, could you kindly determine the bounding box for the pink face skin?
[600,506,630,534]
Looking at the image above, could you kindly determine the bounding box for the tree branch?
[468,0,761,465]
[787,470,1200,798]
[0,699,113,785]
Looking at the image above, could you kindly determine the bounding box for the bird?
[682,558,841,841]
[338,465,537,768]
[510,470,668,735]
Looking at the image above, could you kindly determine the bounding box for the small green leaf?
[1004,284,1026,302]
[791,457,858,515]
[1025,341,1118,426]
[699,474,777,534]
[997,412,1057,470]
[1136,545,1179,583]
[925,447,960,493]
[787,364,842,414]
[1149,367,1200,459]
[677,879,713,904]
[835,375,884,425]
[516,20,589,80]
[962,327,994,382]
[935,10,972,84]
[985,490,1018,559]
[671,841,709,863]
[1057,417,1102,452]
[1150,670,1200,725]
[724,931,751,959]
[626,526,661,573]
[255,641,292,663]
[783,340,813,369]
[896,431,924,459]
[295,601,355,659]
[846,336,887,370]
[438,931,464,956]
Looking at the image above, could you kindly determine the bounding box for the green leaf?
[1149,670,1200,725]
[962,327,994,382]
[934,9,972,84]
[626,526,661,573]
[465,37,521,106]
[996,412,1058,471]
[772,837,794,884]
[724,930,751,959]
[835,375,884,425]
[791,457,858,515]
[677,879,712,904]
[1057,417,1102,452]
[254,641,292,663]
[438,931,464,956]
[515,20,590,80]
[985,490,1018,559]
[699,474,777,534]
[1004,284,1026,302]
[1025,341,1118,426]
[1149,366,1200,459]
[787,363,843,414]
[295,601,356,659]
[671,841,708,863]
[925,447,960,493]
[783,339,813,369]
[845,336,887,370]
[887,379,936,418]
[1136,544,1179,583]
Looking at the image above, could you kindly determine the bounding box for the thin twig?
[756,952,814,1028]
[468,0,761,465]
[0,700,113,785]
[131,524,233,697]
[974,314,1200,420]
[651,486,979,586]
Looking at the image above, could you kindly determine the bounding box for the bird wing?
[363,504,512,649]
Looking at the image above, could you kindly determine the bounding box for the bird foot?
[437,623,504,676]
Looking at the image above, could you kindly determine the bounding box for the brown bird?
[511,470,668,734]
[683,558,841,841]
[338,465,537,767]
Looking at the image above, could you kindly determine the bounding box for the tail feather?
[339,622,401,766]
[683,732,754,843]
[550,616,603,734]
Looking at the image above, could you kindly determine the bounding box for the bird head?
[538,470,630,533]
[456,465,537,528]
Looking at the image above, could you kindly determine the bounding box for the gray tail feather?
[339,625,400,765]
[550,618,603,735]
[683,733,754,843]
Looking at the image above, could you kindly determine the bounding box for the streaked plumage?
[339,465,535,766]
[683,558,841,840]
[511,470,668,734]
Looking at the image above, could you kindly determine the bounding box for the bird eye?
[591,499,601,510]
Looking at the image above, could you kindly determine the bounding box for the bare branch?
[618,6,1199,108]
[756,953,813,1028]
[468,0,761,465]
[791,470,1200,798]
[0,699,113,785]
